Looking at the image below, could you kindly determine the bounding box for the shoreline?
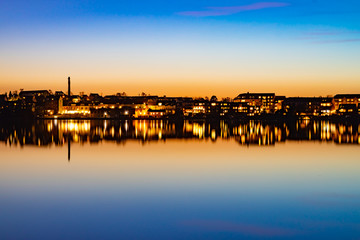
[1,115,360,123]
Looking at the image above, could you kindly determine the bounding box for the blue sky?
[1,0,360,96]
[1,0,360,26]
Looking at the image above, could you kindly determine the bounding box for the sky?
[1,0,360,98]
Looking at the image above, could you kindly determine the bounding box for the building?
[147,109,166,118]
[274,96,286,112]
[19,90,50,98]
[333,94,360,115]
[234,93,276,115]
[283,97,333,116]
[319,97,334,116]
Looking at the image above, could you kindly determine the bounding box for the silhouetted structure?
[68,77,71,97]
[1,83,360,120]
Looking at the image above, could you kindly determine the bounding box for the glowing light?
[211,129,216,140]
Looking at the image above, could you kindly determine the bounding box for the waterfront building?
[333,94,360,114]
[2,85,360,119]
[283,97,320,116]
[148,109,166,118]
[320,97,334,116]
[283,97,334,116]
[59,104,91,115]
[190,99,207,116]
[274,96,286,112]
[234,93,275,114]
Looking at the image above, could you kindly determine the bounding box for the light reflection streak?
[0,120,360,146]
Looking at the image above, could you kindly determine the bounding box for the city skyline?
[2,87,360,119]
[1,0,360,97]
[2,86,360,99]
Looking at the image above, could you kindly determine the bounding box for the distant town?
[1,77,360,120]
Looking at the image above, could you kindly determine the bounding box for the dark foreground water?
[1,120,360,239]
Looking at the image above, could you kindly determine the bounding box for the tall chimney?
[68,76,71,97]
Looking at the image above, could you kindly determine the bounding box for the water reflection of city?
[1,119,360,147]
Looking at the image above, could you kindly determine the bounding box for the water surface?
[1,120,360,239]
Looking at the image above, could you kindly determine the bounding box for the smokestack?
[68,76,71,97]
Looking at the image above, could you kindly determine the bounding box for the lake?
[1,119,360,239]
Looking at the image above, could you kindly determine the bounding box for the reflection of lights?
[185,122,193,132]
[192,123,205,138]
[125,121,129,132]
[211,130,216,140]
[4,120,360,147]
[58,120,91,138]
[277,129,282,141]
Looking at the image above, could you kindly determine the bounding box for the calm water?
[1,120,360,239]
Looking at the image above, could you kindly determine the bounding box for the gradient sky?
[1,0,360,97]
